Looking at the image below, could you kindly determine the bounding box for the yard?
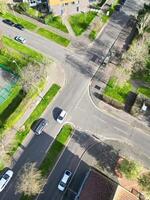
[69,11,97,36]
[104,77,132,104]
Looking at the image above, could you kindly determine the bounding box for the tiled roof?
[113,186,138,200]
[78,169,117,200]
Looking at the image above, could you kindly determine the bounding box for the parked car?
[0,169,13,192]
[14,24,24,30]
[57,109,67,124]
[58,170,72,191]
[14,36,26,44]
[2,19,14,26]
[33,118,48,135]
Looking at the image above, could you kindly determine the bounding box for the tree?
[17,61,47,96]
[137,13,150,36]
[0,0,8,15]
[138,172,150,197]
[15,162,46,196]
[118,159,142,180]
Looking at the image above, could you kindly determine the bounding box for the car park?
[0,169,13,192]
[14,24,24,30]
[2,19,14,26]
[14,36,26,44]
[58,170,72,191]
[33,118,47,135]
[57,109,67,124]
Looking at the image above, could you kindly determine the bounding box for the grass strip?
[21,124,73,200]
[37,28,70,47]
[2,36,44,62]
[40,124,73,176]
[9,84,60,156]
[1,12,37,31]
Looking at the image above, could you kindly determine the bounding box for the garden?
[103,4,150,114]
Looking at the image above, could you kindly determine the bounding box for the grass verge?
[2,36,43,62]
[21,124,73,200]
[37,28,70,47]
[69,11,97,36]
[104,77,132,103]
[1,12,37,31]
[40,124,73,176]
[8,84,60,156]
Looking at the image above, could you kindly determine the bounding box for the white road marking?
[113,126,128,136]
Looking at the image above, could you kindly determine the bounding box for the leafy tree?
[15,162,46,196]
[17,61,47,95]
[15,2,30,13]
[0,0,8,15]
[138,172,150,197]
[118,159,142,179]
[137,13,150,36]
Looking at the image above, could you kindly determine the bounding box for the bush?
[138,172,150,197]
[15,2,30,13]
[119,159,142,179]
[89,30,97,40]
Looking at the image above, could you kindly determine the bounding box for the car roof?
[0,170,13,188]
[60,110,66,117]
[5,170,13,177]
[61,170,71,184]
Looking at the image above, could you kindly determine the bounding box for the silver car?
[15,36,26,44]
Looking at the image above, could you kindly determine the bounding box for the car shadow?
[52,107,62,120]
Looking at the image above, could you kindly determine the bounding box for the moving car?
[14,36,26,44]
[2,19,14,26]
[57,109,67,124]
[58,170,72,191]
[33,118,47,135]
[14,24,24,30]
[0,169,13,192]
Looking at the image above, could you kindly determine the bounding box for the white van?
[0,169,13,192]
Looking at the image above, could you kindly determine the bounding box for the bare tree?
[15,162,46,196]
[137,13,150,36]
[122,38,149,71]
[18,62,47,97]
[0,0,8,15]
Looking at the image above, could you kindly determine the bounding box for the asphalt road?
[0,0,149,199]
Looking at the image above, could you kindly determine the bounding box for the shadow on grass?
[0,89,26,126]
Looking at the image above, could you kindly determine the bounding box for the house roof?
[113,186,138,200]
[78,169,117,200]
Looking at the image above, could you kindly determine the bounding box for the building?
[75,168,139,200]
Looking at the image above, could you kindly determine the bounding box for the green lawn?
[69,11,97,36]
[40,124,73,176]
[2,36,44,62]
[104,77,132,103]
[1,12,37,31]
[137,87,150,98]
[9,84,61,156]
[44,15,68,33]
[37,28,70,47]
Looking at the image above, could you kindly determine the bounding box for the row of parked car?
[0,108,68,193]
[3,19,24,30]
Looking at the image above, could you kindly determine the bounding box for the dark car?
[2,19,15,26]
[33,118,48,135]
[14,24,24,30]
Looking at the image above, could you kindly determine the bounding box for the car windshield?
[58,116,63,120]
[3,174,9,180]
[60,181,66,187]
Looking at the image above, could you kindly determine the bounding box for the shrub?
[118,159,142,179]
[138,172,150,197]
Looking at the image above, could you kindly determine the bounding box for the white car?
[58,170,72,191]
[57,110,67,124]
[14,36,26,44]
[0,169,13,192]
